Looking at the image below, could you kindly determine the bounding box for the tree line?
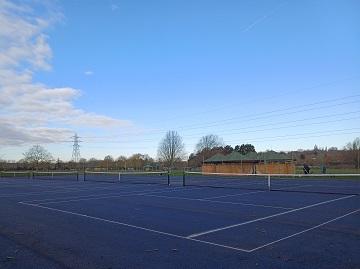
[1,132,359,171]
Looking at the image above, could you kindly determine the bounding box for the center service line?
[186,195,356,238]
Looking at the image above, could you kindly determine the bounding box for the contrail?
[242,1,288,33]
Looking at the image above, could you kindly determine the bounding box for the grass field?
[173,168,360,176]
[295,167,360,174]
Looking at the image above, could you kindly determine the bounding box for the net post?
[76,172,79,181]
[167,170,170,186]
[182,170,186,186]
[83,171,86,181]
[118,172,121,182]
[267,174,271,191]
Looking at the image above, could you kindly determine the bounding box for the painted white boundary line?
[143,194,294,210]
[0,178,137,188]
[21,186,167,203]
[18,202,251,253]
[203,190,266,200]
[26,187,201,205]
[0,181,83,189]
[0,184,146,198]
[247,208,360,252]
[187,195,356,238]
[17,193,359,253]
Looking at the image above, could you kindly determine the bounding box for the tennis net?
[0,171,32,179]
[84,171,170,185]
[183,172,360,195]
[32,171,79,181]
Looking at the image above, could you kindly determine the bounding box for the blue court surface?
[0,175,359,269]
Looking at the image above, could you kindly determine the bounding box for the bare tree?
[195,134,224,153]
[158,131,186,168]
[104,155,114,171]
[23,145,53,170]
[116,156,127,170]
[345,137,360,169]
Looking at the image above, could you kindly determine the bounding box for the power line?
[84,131,360,151]
[80,94,360,139]
[47,94,360,154]
[157,75,360,123]
[80,110,360,144]
[169,96,360,131]
[224,128,360,143]
[82,127,360,146]
[124,94,360,136]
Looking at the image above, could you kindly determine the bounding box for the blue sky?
[0,0,359,161]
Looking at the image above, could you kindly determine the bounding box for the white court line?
[187,195,356,238]
[275,184,314,191]
[143,194,293,210]
[17,192,359,254]
[22,186,168,203]
[203,190,266,200]
[0,183,149,198]
[248,208,360,252]
[28,187,201,205]
[0,181,85,190]
[0,185,117,197]
[18,201,251,253]
[0,181,79,188]
[177,183,321,200]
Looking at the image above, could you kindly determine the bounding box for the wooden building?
[202,151,295,174]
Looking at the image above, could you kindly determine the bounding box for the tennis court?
[0,172,359,269]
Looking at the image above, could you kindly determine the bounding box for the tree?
[104,155,114,162]
[55,158,64,170]
[313,144,319,156]
[345,137,360,169]
[104,155,114,170]
[79,158,87,171]
[234,144,256,155]
[87,158,99,169]
[116,156,127,170]
[158,131,186,168]
[23,145,53,170]
[195,134,224,153]
[223,145,233,154]
[126,153,154,170]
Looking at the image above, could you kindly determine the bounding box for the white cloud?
[0,0,132,146]
[0,119,73,145]
[84,70,94,76]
